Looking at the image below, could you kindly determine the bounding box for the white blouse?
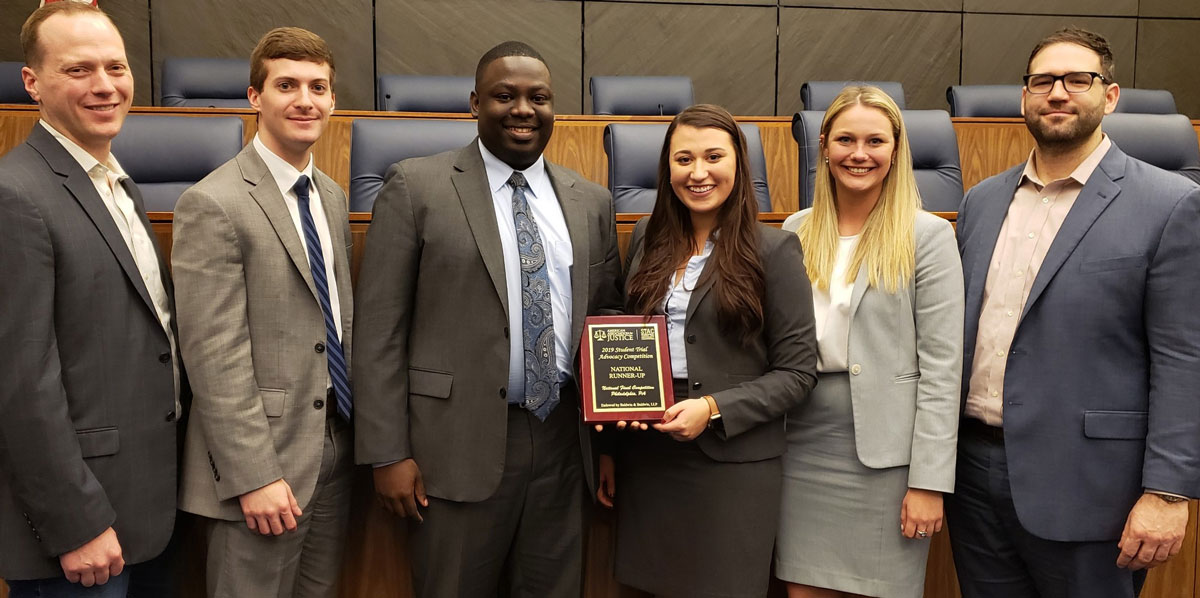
[813,235,859,373]
[662,239,715,379]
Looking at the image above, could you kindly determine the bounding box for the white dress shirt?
[478,141,574,401]
[812,234,859,373]
[662,238,714,379]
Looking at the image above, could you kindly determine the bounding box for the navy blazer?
[957,141,1200,542]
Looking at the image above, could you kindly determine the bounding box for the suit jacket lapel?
[1021,147,1124,318]
[121,177,176,302]
[848,263,869,319]
[28,127,158,316]
[685,259,717,326]
[241,145,320,300]
[547,163,590,355]
[451,143,509,316]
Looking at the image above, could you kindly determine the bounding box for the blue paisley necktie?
[507,172,559,421]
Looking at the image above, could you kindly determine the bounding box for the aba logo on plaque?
[578,315,674,422]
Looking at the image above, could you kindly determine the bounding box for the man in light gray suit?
[172,27,354,597]
[354,41,623,597]
[949,27,1200,598]
[0,3,181,596]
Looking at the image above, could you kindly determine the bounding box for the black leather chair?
[349,119,478,212]
[792,109,963,212]
[603,122,771,213]
[1113,88,1177,114]
[946,85,1022,117]
[110,114,244,211]
[1,61,33,104]
[160,57,251,108]
[1102,113,1200,185]
[590,76,694,116]
[376,75,473,112]
[801,81,906,111]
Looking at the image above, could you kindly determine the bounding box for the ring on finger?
[917,530,928,538]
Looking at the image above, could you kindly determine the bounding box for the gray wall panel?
[1135,19,1200,117]
[584,2,776,116]
[153,0,373,109]
[0,3,28,64]
[782,0,962,11]
[964,0,1137,17]
[778,7,961,115]
[962,14,1137,88]
[586,0,773,5]
[1139,0,1200,18]
[377,0,582,113]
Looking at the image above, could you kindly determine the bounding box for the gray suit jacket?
[0,125,179,579]
[173,143,354,521]
[353,142,623,501]
[625,220,818,462]
[783,210,963,492]
[958,142,1200,541]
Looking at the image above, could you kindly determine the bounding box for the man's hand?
[1116,493,1189,570]
[653,398,711,441]
[238,478,302,536]
[597,454,616,508]
[374,459,428,521]
[59,526,123,587]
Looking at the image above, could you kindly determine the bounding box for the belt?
[962,417,1004,443]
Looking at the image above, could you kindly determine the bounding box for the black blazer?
[625,219,817,462]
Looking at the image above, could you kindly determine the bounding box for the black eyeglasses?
[1023,72,1109,94]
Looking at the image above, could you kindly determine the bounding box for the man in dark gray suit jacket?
[354,41,623,597]
[0,3,180,596]
[949,27,1200,598]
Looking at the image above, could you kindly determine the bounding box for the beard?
[1024,99,1105,153]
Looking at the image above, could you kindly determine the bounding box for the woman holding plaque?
[775,87,963,598]
[596,104,818,598]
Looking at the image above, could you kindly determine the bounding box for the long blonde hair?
[799,86,920,294]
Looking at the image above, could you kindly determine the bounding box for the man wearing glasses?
[949,27,1200,598]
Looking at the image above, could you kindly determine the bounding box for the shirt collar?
[253,134,315,196]
[478,139,547,197]
[40,119,128,179]
[1020,134,1112,188]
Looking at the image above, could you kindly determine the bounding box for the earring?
[824,157,829,164]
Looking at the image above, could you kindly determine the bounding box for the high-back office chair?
[1113,88,1177,114]
[376,75,473,112]
[590,76,695,116]
[946,85,1022,117]
[603,122,772,213]
[0,61,33,104]
[349,119,478,212]
[801,81,906,111]
[792,109,963,212]
[110,114,244,211]
[1102,113,1200,185]
[160,57,251,108]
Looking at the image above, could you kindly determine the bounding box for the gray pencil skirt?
[775,372,930,598]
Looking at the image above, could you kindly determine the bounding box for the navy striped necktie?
[293,175,353,422]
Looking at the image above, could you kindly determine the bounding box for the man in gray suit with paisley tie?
[949,27,1200,598]
[354,41,623,597]
[172,27,354,597]
[0,3,181,596]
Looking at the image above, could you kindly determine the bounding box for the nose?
[689,160,709,180]
[510,96,534,117]
[91,70,117,95]
[1047,78,1071,101]
[850,142,869,160]
[295,85,315,109]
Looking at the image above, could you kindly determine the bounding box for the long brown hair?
[626,104,765,344]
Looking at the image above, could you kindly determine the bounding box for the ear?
[1103,83,1120,115]
[469,90,479,118]
[247,85,260,112]
[21,66,40,103]
[330,90,336,113]
[1019,86,1027,118]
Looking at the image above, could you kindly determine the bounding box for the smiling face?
[22,12,132,161]
[822,103,895,202]
[471,55,554,171]
[1022,42,1118,150]
[668,125,737,223]
[248,58,334,169]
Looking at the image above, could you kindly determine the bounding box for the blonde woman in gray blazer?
[775,87,964,598]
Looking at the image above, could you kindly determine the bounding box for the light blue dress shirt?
[662,238,714,379]
[478,141,575,403]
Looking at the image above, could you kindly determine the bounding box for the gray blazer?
[352,142,623,501]
[783,210,963,492]
[173,143,354,521]
[0,126,179,579]
[625,220,818,462]
[958,143,1200,541]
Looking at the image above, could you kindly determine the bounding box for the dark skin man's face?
[470,55,554,171]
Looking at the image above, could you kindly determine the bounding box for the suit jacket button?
[314,399,325,409]
[850,364,862,375]
[315,342,325,353]
[165,411,176,422]
[686,334,696,344]
[504,326,510,339]
[692,382,702,390]
[499,388,507,399]
[215,474,221,482]
[158,352,171,363]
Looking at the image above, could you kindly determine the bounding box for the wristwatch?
[702,395,721,425]
[1148,492,1188,504]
